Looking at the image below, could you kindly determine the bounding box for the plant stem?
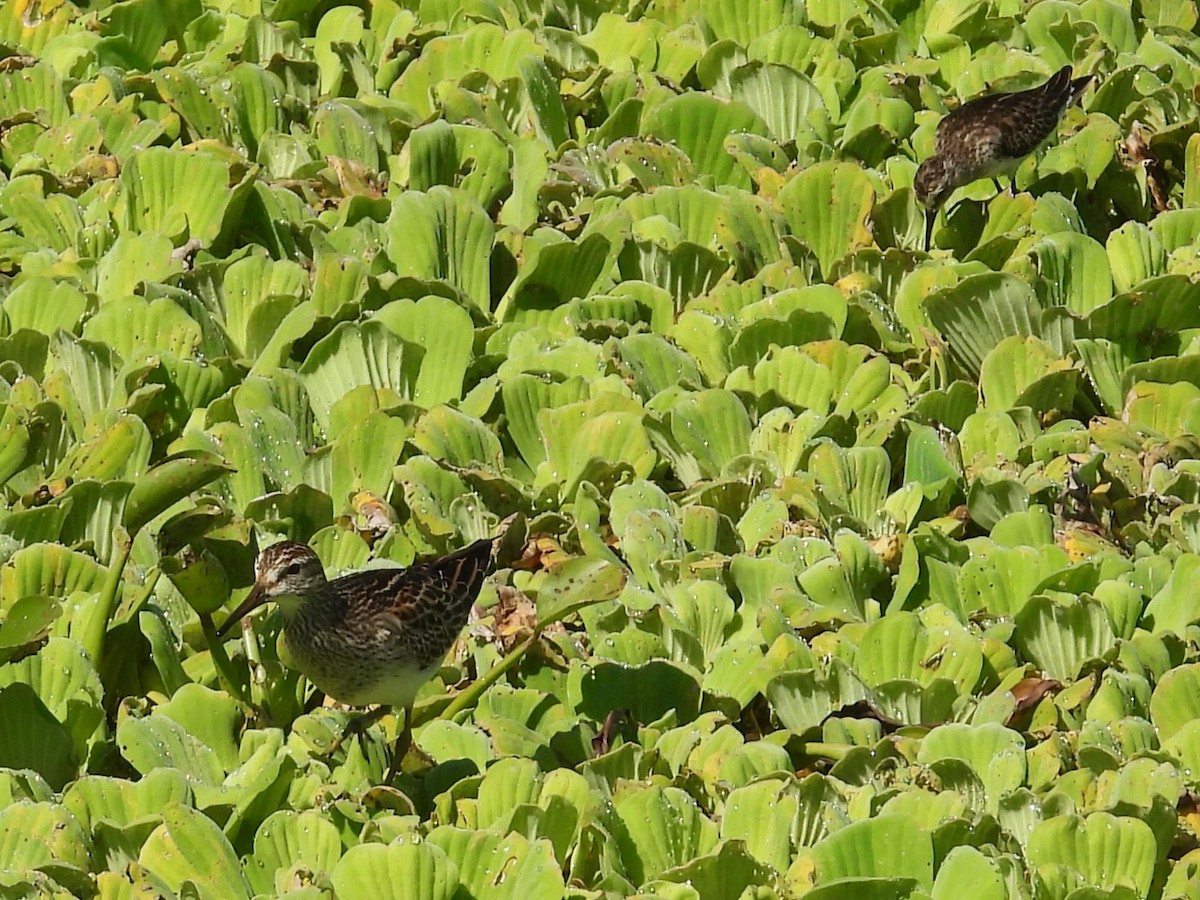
[439,567,625,723]
[200,614,249,704]
[81,529,132,664]
[440,632,538,721]
[116,567,161,626]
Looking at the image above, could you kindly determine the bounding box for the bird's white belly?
[333,662,441,710]
[312,660,440,709]
[978,155,1021,179]
[282,629,441,709]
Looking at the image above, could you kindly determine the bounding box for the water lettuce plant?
[2,0,1200,897]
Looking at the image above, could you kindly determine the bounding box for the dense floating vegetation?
[2,0,1200,896]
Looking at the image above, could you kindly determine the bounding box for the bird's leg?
[1009,175,1018,195]
[992,178,1004,195]
[384,704,415,783]
[325,705,389,756]
[923,207,936,253]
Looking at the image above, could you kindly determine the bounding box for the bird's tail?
[1067,72,1094,108]
[1044,65,1093,112]
[425,537,496,600]
[421,513,529,609]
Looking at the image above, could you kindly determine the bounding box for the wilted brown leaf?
[1122,121,1169,214]
[1009,677,1061,721]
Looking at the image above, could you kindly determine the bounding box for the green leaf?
[926,273,1047,380]
[139,804,253,899]
[220,253,306,360]
[932,846,1006,900]
[330,840,457,900]
[313,100,379,170]
[229,63,285,158]
[1029,232,1112,315]
[729,62,831,145]
[43,332,119,433]
[959,544,1070,617]
[0,545,106,608]
[842,94,915,167]
[810,443,891,531]
[577,659,700,725]
[0,595,62,657]
[0,405,31,490]
[1027,813,1157,898]
[63,769,191,830]
[536,556,627,626]
[418,720,492,771]
[856,611,982,695]
[2,277,88,335]
[124,451,232,535]
[0,683,77,790]
[1085,275,1200,346]
[426,828,564,900]
[407,121,511,210]
[721,778,799,872]
[811,815,933,889]
[612,785,718,884]
[247,810,343,896]
[150,66,227,141]
[642,92,769,189]
[778,161,875,276]
[156,684,242,772]
[979,335,1068,411]
[82,296,203,360]
[500,233,611,326]
[117,712,226,787]
[0,62,70,125]
[1150,663,1200,742]
[663,389,752,481]
[918,723,1026,811]
[651,840,776,896]
[384,187,494,312]
[767,667,865,734]
[330,411,411,508]
[0,799,90,877]
[619,333,705,400]
[391,23,540,118]
[501,374,589,472]
[1013,594,1117,682]
[702,0,804,43]
[53,414,152,483]
[374,296,476,407]
[1106,222,1165,293]
[121,146,253,247]
[298,320,423,437]
[540,397,656,492]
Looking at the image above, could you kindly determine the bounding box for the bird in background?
[218,533,499,782]
[914,65,1094,251]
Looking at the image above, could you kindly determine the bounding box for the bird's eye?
[285,562,302,576]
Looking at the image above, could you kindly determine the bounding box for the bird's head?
[914,156,954,251]
[218,542,327,637]
[913,155,953,210]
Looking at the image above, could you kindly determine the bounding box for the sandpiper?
[218,536,496,780]
[914,65,1094,250]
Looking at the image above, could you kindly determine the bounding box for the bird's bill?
[217,582,268,638]
[923,207,936,252]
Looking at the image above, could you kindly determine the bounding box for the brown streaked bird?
[217,537,496,780]
[914,65,1094,250]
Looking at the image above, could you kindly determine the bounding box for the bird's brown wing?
[933,93,1004,156]
[995,66,1077,158]
[934,66,1076,160]
[331,538,495,665]
[932,110,1006,172]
